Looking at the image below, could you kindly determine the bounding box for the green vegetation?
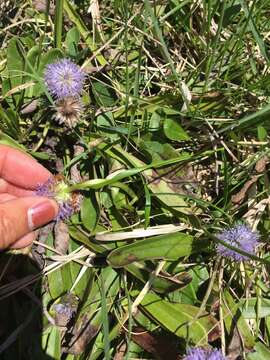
[1,0,270,358]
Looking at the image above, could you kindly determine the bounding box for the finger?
[0,179,34,198]
[10,231,38,249]
[0,196,58,249]
[0,193,39,248]
[0,193,16,203]
[0,145,52,189]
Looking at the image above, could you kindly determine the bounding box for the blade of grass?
[144,0,190,109]
[240,0,269,64]
[69,153,191,191]
[100,272,111,360]
[218,102,270,134]
[63,0,107,65]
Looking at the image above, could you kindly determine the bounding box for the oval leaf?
[139,292,220,343]
[81,194,100,232]
[107,232,208,267]
[163,117,190,141]
[126,263,192,294]
[240,297,270,319]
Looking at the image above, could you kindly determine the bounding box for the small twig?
[205,119,239,163]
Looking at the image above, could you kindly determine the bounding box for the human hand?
[0,145,58,250]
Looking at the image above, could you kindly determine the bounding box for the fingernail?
[28,200,56,230]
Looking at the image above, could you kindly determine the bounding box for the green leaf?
[0,131,26,150]
[6,38,24,89]
[26,45,39,69]
[5,37,35,101]
[92,81,117,107]
[44,326,61,358]
[25,45,40,97]
[241,0,269,63]
[81,193,100,232]
[247,342,270,360]
[70,152,191,192]
[240,297,270,319]
[223,291,255,349]
[38,48,63,75]
[223,4,242,28]
[107,232,208,267]
[258,125,267,141]
[138,292,220,343]
[147,174,191,214]
[94,144,192,214]
[63,0,107,65]
[69,258,94,298]
[47,263,73,299]
[0,107,19,138]
[84,267,119,310]
[172,265,209,304]
[69,225,112,253]
[96,112,119,140]
[149,111,162,131]
[126,263,192,294]
[163,117,190,141]
[65,27,80,57]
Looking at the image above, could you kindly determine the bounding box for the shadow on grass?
[0,253,53,360]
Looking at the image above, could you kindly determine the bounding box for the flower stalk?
[54,0,64,48]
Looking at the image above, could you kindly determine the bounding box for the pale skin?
[0,145,58,249]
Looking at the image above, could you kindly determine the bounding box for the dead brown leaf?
[255,155,269,173]
[113,341,127,360]
[231,175,258,204]
[130,326,180,360]
[226,325,242,360]
[63,314,99,355]
[231,155,268,204]
[54,221,69,254]
[32,0,55,14]
[20,99,39,115]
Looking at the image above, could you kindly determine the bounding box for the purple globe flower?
[185,347,225,360]
[57,202,74,221]
[216,224,259,261]
[35,176,76,221]
[185,347,205,360]
[44,59,85,99]
[35,177,55,197]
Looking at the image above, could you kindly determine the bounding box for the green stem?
[55,0,64,48]
[68,155,191,191]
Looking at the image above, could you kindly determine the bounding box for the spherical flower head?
[185,347,225,360]
[53,303,74,319]
[216,224,258,261]
[207,349,226,360]
[44,59,85,99]
[185,347,205,360]
[53,96,83,128]
[35,175,80,221]
[35,177,55,197]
